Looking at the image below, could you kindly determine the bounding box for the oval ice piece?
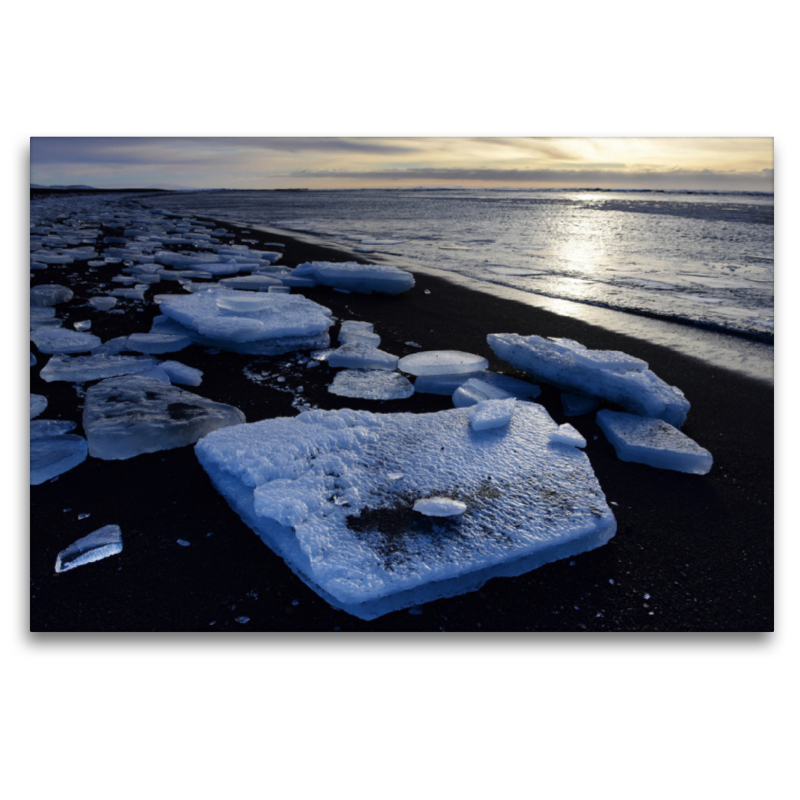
[413,497,468,516]
[397,350,489,376]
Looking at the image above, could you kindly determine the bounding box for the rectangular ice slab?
[291,261,415,294]
[488,333,690,427]
[596,409,713,474]
[83,375,246,460]
[195,404,616,620]
[55,525,122,573]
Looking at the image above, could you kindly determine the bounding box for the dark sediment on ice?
[29,213,773,632]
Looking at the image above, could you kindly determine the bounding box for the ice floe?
[83,375,246,460]
[291,261,415,294]
[195,403,616,619]
[488,333,690,427]
[30,284,74,307]
[89,296,118,311]
[55,525,122,573]
[31,421,88,484]
[596,409,712,474]
[397,350,489,376]
[328,342,399,371]
[328,369,415,400]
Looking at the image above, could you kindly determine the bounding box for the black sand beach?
[29,214,774,632]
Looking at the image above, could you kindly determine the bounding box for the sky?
[30,137,774,192]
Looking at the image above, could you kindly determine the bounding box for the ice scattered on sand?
[328,342,399,371]
[291,261,415,294]
[328,369,415,400]
[596,409,713,474]
[488,333,689,428]
[55,525,122,573]
[414,497,468,516]
[30,394,48,419]
[561,392,601,417]
[398,350,489,377]
[30,284,74,306]
[195,403,616,619]
[469,398,516,430]
[83,375,246,460]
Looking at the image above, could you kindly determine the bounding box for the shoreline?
[207,214,774,385]
[30,211,774,631]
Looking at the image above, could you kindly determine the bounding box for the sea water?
[138,188,774,381]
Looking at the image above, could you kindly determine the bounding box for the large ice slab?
[55,525,122,573]
[398,350,489,376]
[488,333,690,427]
[328,342,399,371]
[596,409,713,474]
[291,261,415,294]
[30,284,73,307]
[157,286,333,353]
[83,375,246,460]
[195,404,616,620]
[39,354,159,383]
[328,370,415,400]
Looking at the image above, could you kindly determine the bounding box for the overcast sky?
[30,137,774,192]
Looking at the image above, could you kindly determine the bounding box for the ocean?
[138,188,774,382]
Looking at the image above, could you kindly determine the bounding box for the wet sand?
[29,216,773,631]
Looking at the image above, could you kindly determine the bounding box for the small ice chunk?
[398,350,489,377]
[30,353,36,366]
[54,525,122,573]
[561,392,601,417]
[137,366,172,383]
[160,360,203,386]
[596,410,713,474]
[73,320,92,332]
[30,327,101,355]
[89,296,118,311]
[328,370,415,400]
[83,375,246,460]
[126,333,192,354]
[453,374,541,407]
[328,342,399,371]
[413,497,468,517]
[549,423,587,448]
[30,284,73,307]
[31,432,88,484]
[30,394,48,419]
[469,398,516,430]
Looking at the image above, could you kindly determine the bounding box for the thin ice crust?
[196,404,616,620]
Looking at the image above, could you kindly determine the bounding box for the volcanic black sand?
[29,214,774,632]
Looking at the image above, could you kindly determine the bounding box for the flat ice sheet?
[195,404,616,619]
[328,369,414,400]
[488,333,690,427]
[596,409,713,474]
[292,261,415,294]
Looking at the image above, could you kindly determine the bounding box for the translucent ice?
[328,342,399,371]
[414,497,468,516]
[83,375,246,460]
[398,350,489,377]
[159,361,203,386]
[126,333,192,354]
[488,333,690,428]
[30,284,73,307]
[39,354,159,382]
[89,296,118,311]
[30,394,48,419]
[31,429,88,484]
[453,374,541,407]
[291,261,415,294]
[219,275,283,291]
[195,403,616,619]
[596,409,713,474]
[549,423,587,448]
[469,398,516,430]
[328,370,415,400]
[31,419,76,437]
[54,525,122,573]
